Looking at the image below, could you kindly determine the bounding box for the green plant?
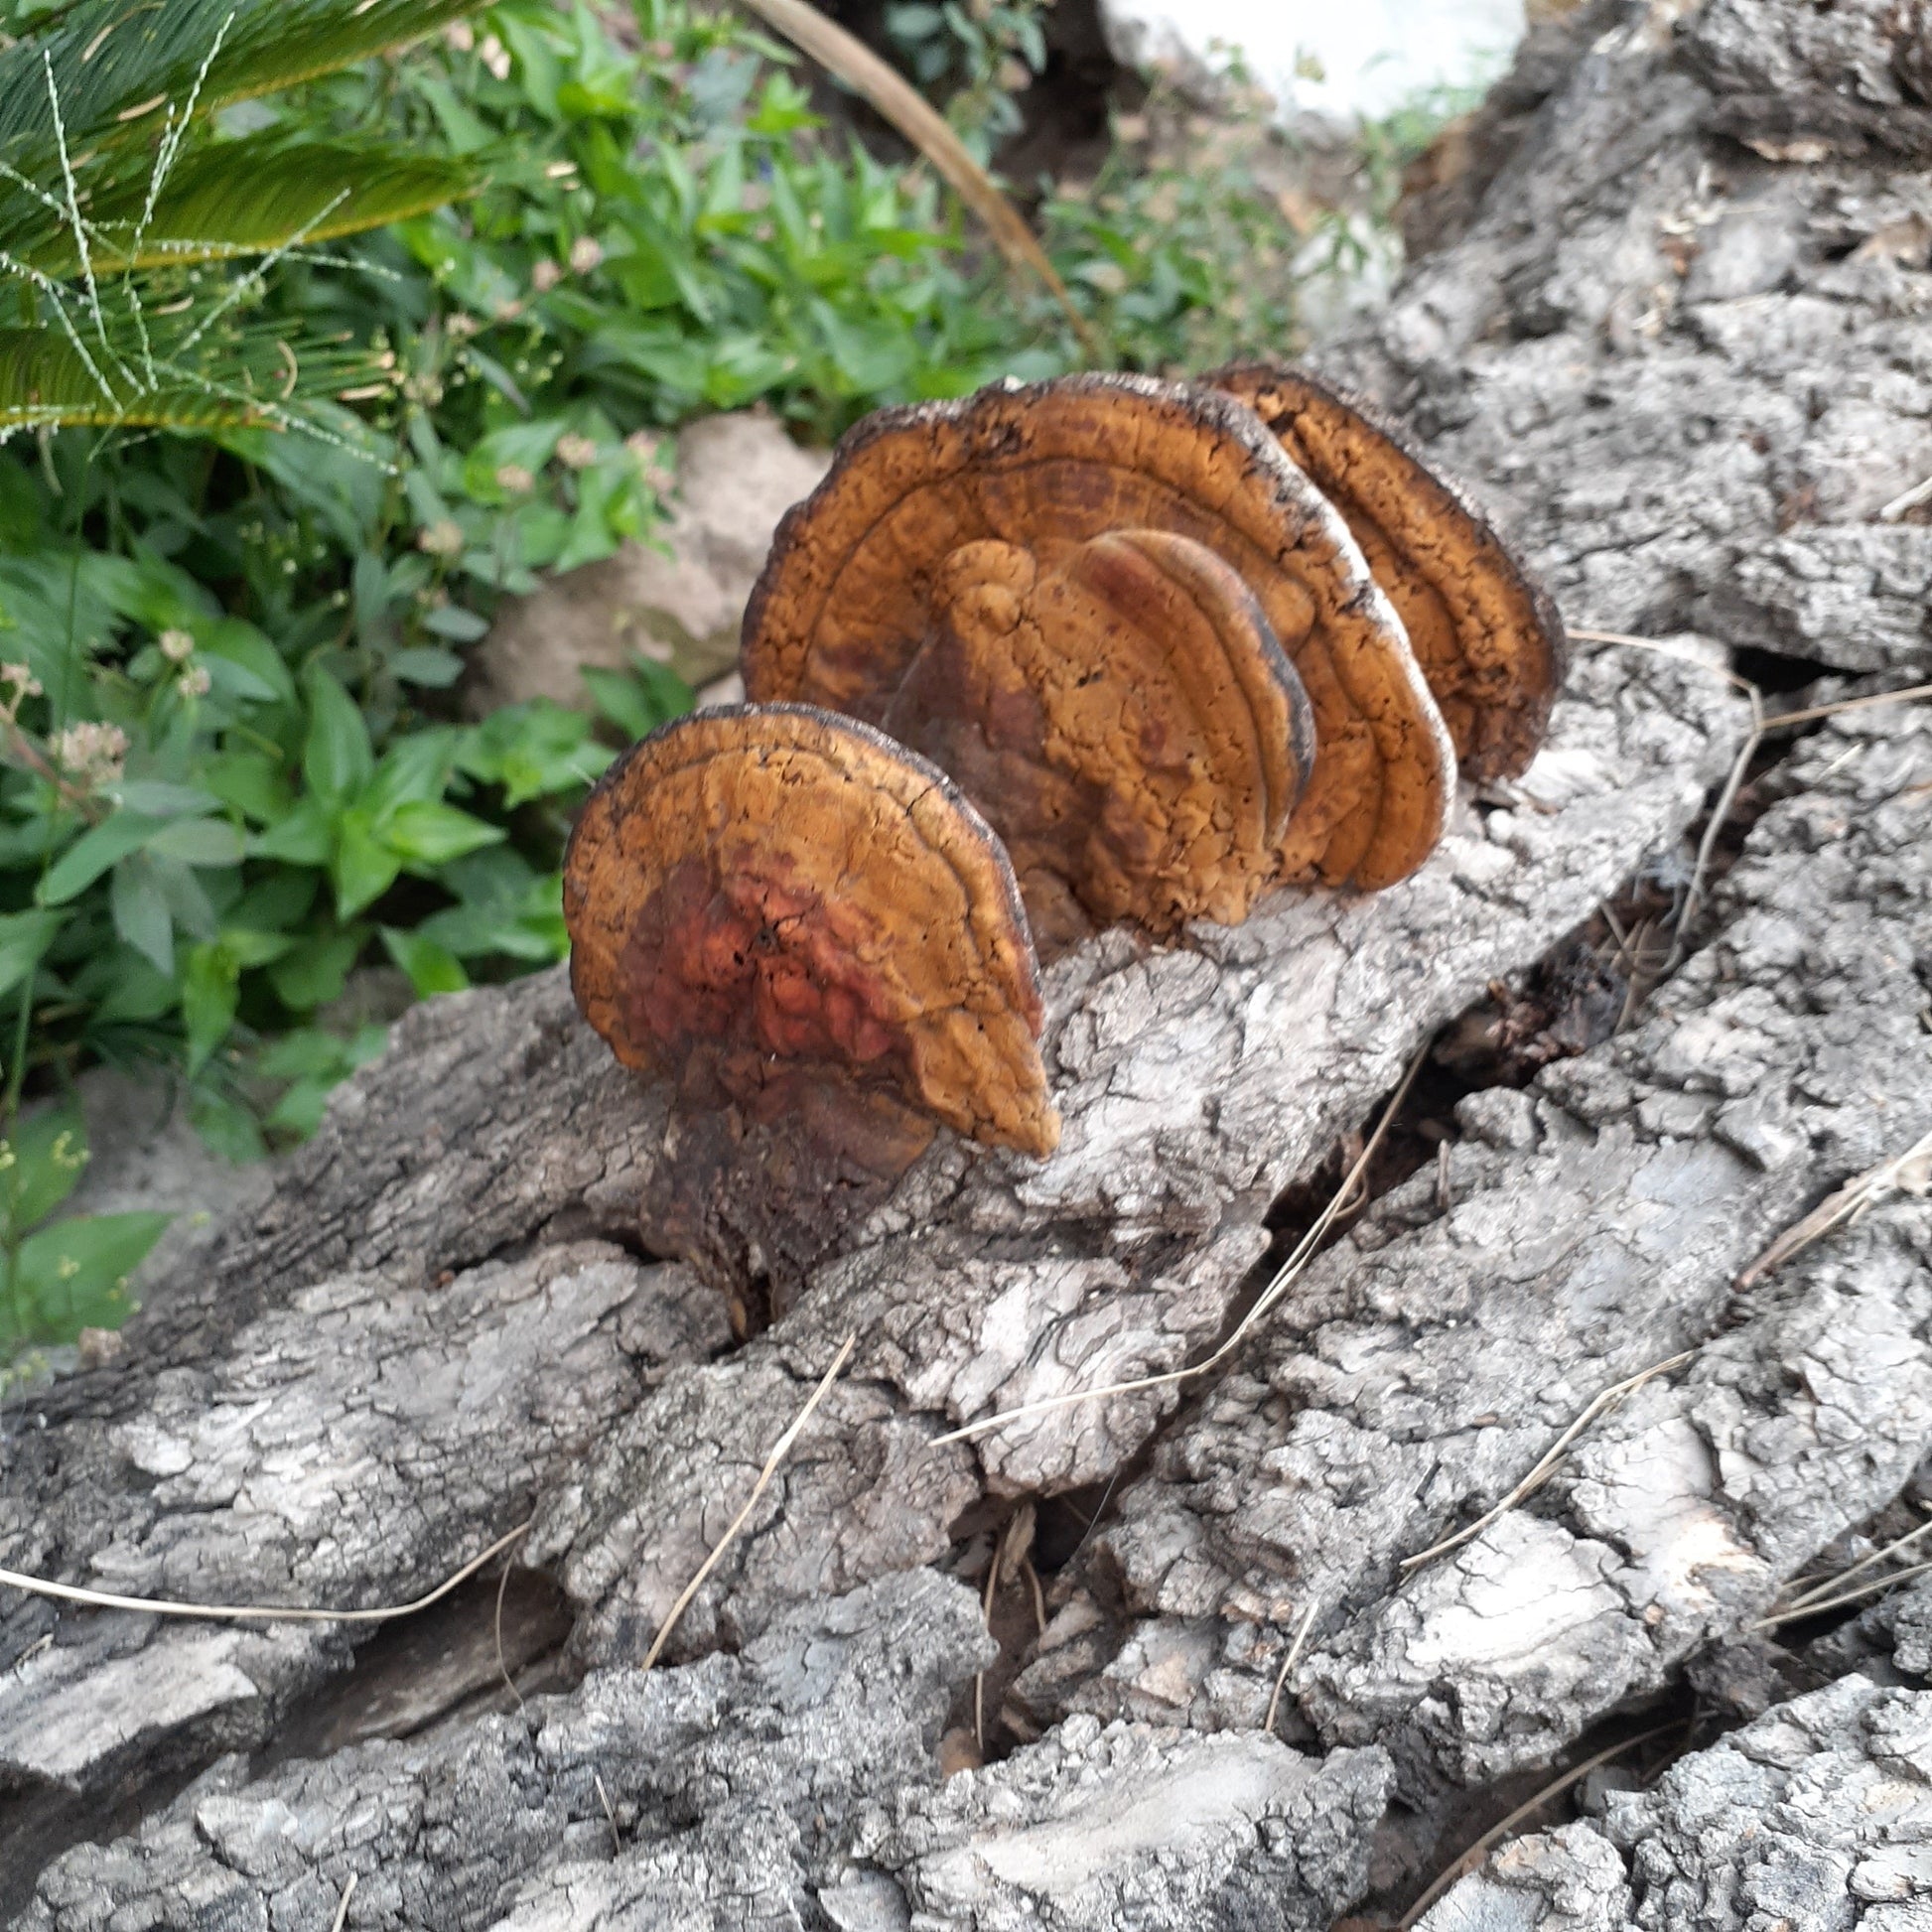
[0,1097,168,1353]
[0,0,489,436]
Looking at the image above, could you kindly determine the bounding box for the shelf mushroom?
[564,703,1058,1162]
[876,528,1317,953]
[740,372,1456,898]
[1210,362,1568,782]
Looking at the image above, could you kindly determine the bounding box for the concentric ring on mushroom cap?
[740,372,1455,892]
[1210,361,1568,783]
[884,529,1318,943]
[563,703,1059,1157]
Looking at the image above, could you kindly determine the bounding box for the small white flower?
[158,627,195,662]
[480,33,511,79]
[568,235,604,274]
[493,464,535,494]
[445,19,475,52]
[555,433,600,471]
[52,721,129,786]
[531,259,564,293]
[417,519,465,558]
[176,665,211,700]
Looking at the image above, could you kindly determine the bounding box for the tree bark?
[6,0,1932,1923]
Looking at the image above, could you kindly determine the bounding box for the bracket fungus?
[564,703,1057,1162]
[877,528,1317,952]
[1210,361,1568,781]
[740,372,1455,895]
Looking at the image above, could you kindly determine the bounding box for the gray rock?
[473,411,830,707]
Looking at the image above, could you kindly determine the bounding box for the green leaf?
[188,1088,268,1165]
[267,931,362,1012]
[0,908,65,1002]
[110,858,175,976]
[362,729,459,818]
[182,942,241,1072]
[3,1103,91,1234]
[147,817,245,869]
[332,810,403,919]
[38,813,166,906]
[204,751,294,826]
[199,621,297,707]
[381,801,504,869]
[250,797,334,866]
[111,782,221,818]
[380,926,471,998]
[303,665,375,806]
[14,1211,171,1344]
[581,659,694,745]
[391,644,466,685]
[38,139,480,276]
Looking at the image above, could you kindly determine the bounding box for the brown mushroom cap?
[878,529,1317,951]
[740,373,1455,892]
[1209,362,1568,782]
[564,704,1058,1157]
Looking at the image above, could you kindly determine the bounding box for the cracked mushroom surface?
[877,529,1317,955]
[740,372,1456,892]
[563,704,1057,1160]
[1212,361,1568,782]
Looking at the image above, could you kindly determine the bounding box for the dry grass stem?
[1397,1723,1682,1929]
[329,1872,359,1932]
[1755,1557,1932,1631]
[1263,1596,1321,1735]
[0,1520,532,1625]
[594,1770,622,1856]
[932,1044,1430,1449]
[1399,1352,1696,1576]
[1775,1516,1932,1616]
[639,1331,857,1674]
[1879,474,1932,522]
[1578,628,1932,976]
[1737,1126,1932,1290]
[493,1554,524,1715]
[729,0,1097,355]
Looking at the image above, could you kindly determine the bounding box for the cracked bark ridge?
[1417,1676,1932,1930]
[0,634,1737,1839]
[1038,698,1932,1800]
[0,1245,729,1797]
[21,1572,1394,1932]
[1319,0,1932,675]
[540,640,1740,1669]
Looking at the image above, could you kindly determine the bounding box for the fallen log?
[7,0,1932,1920]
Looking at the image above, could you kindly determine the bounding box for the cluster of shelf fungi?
[564,366,1564,1314]
[11,0,1932,1910]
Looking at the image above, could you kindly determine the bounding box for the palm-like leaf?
[9,139,478,275]
[0,0,484,436]
[0,0,479,175]
[0,318,384,435]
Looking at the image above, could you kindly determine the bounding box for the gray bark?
[8,0,1932,1921]
[1415,1675,1932,1930]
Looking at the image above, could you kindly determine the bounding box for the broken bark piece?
[879,530,1317,953]
[1211,361,1567,782]
[741,372,1456,891]
[563,703,1057,1162]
